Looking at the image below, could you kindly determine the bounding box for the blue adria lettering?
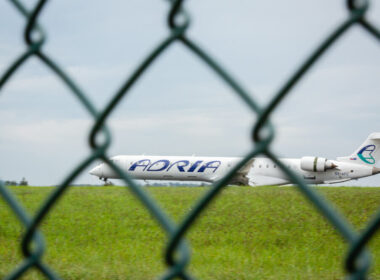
[167,160,190,172]
[129,159,151,171]
[129,159,221,173]
[188,160,203,172]
[198,161,221,173]
[147,160,170,171]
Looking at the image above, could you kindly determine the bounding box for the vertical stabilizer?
[337,133,380,165]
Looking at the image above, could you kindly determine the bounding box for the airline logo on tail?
[357,145,376,164]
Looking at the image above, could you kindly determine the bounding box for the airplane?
[89,133,380,186]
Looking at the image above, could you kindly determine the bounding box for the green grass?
[0,186,379,279]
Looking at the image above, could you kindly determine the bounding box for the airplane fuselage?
[89,155,378,186]
[89,133,380,186]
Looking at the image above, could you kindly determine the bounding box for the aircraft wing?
[324,178,351,184]
[229,158,290,186]
[229,158,255,185]
[248,175,289,186]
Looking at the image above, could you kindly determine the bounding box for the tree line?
[3,177,28,186]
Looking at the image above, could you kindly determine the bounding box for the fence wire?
[1,0,380,279]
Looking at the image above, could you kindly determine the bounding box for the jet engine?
[300,156,337,172]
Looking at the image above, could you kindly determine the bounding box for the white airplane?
[89,133,380,186]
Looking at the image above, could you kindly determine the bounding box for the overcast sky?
[0,1,380,186]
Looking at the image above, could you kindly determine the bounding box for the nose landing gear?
[100,177,113,186]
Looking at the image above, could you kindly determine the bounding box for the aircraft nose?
[89,165,102,177]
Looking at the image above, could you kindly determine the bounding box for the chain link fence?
[1,0,380,279]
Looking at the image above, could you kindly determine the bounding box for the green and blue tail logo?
[357,145,376,164]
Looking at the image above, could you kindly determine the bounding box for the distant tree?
[5,180,17,186]
[19,177,28,186]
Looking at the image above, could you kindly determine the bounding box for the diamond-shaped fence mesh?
[1,0,380,279]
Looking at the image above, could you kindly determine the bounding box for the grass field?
[0,186,379,279]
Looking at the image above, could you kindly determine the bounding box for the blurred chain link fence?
[1,0,380,279]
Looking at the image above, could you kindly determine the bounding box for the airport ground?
[0,186,379,279]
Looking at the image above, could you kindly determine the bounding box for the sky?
[0,0,380,186]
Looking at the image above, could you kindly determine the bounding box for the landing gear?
[100,177,113,186]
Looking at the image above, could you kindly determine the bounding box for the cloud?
[0,118,91,147]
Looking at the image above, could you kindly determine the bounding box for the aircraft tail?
[337,132,380,166]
